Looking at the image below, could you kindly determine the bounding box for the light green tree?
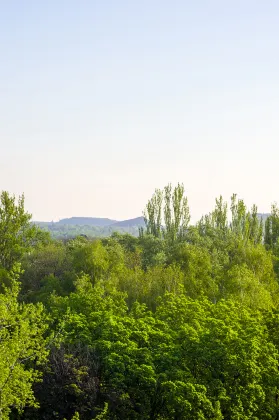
[143,183,190,244]
[0,191,48,270]
[0,266,48,419]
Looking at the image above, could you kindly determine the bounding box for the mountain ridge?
[56,217,117,226]
[35,216,145,228]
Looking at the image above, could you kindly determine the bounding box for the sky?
[1,0,279,222]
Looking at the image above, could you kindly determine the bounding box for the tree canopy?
[1,187,279,419]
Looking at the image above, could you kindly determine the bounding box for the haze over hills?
[257,213,270,222]
[34,216,146,239]
[35,216,145,227]
[111,217,146,228]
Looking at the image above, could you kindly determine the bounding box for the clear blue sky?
[1,1,279,221]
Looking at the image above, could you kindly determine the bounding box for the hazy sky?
[1,1,279,221]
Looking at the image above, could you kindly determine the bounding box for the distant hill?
[111,217,145,228]
[56,217,117,226]
[34,216,145,239]
[257,213,270,223]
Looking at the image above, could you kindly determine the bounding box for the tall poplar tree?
[143,183,190,243]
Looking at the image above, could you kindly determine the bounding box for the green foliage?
[72,240,109,283]
[3,186,279,419]
[94,403,109,419]
[20,241,74,302]
[143,183,190,243]
[264,203,279,249]
[0,192,49,270]
[0,266,48,419]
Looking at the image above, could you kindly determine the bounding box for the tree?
[0,192,48,270]
[156,293,279,419]
[20,241,74,302]
[143,183,190,244]
[143,189,163,238]
[0,266,48,419]
[72,240,109,284]
[230,194,263,244]
[264,204,279,249]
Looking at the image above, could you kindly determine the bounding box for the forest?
[35,220,143,240]
[1,184,279,420]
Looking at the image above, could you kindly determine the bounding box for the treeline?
[36,222,141,240]
[1,186,279,419]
